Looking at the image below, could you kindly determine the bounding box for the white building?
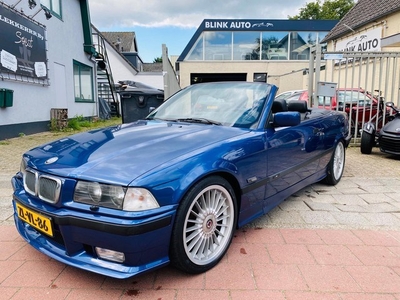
[0,0,99,140]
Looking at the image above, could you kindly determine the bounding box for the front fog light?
[95,247,125,263]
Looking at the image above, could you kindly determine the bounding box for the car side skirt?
[241,148,332,195]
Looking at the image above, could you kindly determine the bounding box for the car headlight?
[74,181,159,211]
[20,158,27,176]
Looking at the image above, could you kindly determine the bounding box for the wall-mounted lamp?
[31,6,52,20]
[43,7,52,19]
[28,0,37,9]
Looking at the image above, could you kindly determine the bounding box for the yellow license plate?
[16,202,54,237]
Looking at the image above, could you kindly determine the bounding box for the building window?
[204,31,232,60]
[73,61,94,102]
[187,35,204,60]
[185,30,329,62]
[40,0,62,19]
[233,32,260,60]
[261,32,289,60]
[289,32,312,60]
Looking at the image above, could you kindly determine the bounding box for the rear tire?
[322,140,345,186]
[360,131,374,154]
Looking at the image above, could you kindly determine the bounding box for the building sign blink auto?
[0,4,47,78]
[335,27,381,52]
[205,21,274,29]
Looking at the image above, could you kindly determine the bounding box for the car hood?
[381,117,400,135]
[24,121,247,185]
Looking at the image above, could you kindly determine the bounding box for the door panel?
[265,118,323,200]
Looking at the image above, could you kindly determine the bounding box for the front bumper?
[379,133,400,155]
[12,177,175,279]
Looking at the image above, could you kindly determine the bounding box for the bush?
[50,115,121,133]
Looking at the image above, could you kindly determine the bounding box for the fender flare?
[362,122,376,135]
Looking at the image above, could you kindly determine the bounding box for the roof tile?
[323,0,400,42]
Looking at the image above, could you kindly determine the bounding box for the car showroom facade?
[176,19,338,92]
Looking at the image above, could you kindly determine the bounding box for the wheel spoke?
[194,199,205,215]
[214,193,225,212]
[186,225,202,243]
[216,204,229,219]
[187,231,203,253]
[211,231,220,246]
[203,237,211,259]
[194,236,207,258]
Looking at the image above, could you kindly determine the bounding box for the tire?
[170,176,237,274]
[360,131,374,154]
[322,140,345,186]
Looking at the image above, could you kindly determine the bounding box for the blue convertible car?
[12,82,351,278]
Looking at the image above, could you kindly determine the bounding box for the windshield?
[337,90,371,105]
[147,82,272,128]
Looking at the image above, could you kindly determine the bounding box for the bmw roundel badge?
[45,157,59,164]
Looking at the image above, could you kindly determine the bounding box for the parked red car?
[276,88,380,129]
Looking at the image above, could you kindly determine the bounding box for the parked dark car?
[361,101,400,156]
[12,82,351,279]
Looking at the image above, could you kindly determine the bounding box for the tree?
[153,57,162,63]
[288,0,355,20]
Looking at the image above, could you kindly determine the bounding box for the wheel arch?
[177,170,242,227]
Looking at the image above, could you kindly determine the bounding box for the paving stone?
[0,208,14,222]
[363,203,400,213]
[340,187,369,195]
[278,199,311,211]
[299,211,339,225]
[359,193,398,204]
[376,178,400,186]
[349,178,386,187]
[311,186,344,195]
[335,204,369,213]
[387,193,400,202]
[332,194,368,206]
[360,185,399,194]
[360,213,400,227]
[304,201,341,212]
[333,178,359,188]
[303,194,336,204]
[266,209,306,225]
[330,212,371,227]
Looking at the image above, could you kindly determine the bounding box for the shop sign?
[335,27,381,52]
[0,4,47,78]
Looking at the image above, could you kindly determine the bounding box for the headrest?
[287,100,309,113]
[272,99,288,113]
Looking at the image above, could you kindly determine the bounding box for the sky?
[88,0,310,63]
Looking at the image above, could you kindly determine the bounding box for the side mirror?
[386,102,394,108]
[273,112,301,127]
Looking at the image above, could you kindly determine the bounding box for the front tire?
[322,140,345,185]
[170,176,237,274]
[360,131,374,154]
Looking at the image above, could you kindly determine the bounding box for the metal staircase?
[92,32,120,117]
